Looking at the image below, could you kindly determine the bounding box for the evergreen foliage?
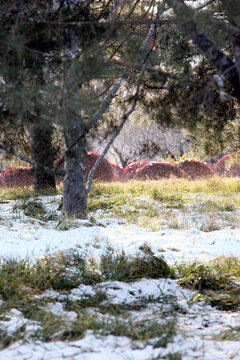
[1,0,240,215]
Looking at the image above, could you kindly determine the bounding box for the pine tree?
[0,1,160,217]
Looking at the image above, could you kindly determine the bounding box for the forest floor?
[1,178,240,360]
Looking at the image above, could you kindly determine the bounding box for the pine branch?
[112,60,202,84]
[19,16,174,28]
[167,0,240,101]
[0,143,65,176]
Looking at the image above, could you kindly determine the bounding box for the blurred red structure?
[0,167,33,187]
[134,162,184,180]
[179,160,214,178]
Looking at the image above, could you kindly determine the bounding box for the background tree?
[111,0,239,160]
[89,112,190,167]
[3,0,239,219]
[0,1,168,217]
[0,0,61,190]
[158,0,240,157]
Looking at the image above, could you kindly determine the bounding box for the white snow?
[2,213,240,263]
[1,194,240,359]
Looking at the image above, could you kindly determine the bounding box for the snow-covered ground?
[1,194,240,359]
[1,195,240,263]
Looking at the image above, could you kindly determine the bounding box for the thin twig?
[65,74,126,157]
[86,75,142,193]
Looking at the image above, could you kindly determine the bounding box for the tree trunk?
[29,122,56,191]
[62,120,87,218]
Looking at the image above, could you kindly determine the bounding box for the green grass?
[1,176,240,201]
[0,250,177,348]
[0,250,173,306]
[2,177,240,231]
[211,326,240,341]
[35,314,176,345]
[89,177,240,198]
[175,256,240,310]
[0,186,60,201]
[1,251,240,351]
[64,291,108,312]
[0,252,101,302]
[100,250,175,282]
[151,189,184,209]
[0,327,27,350]
[12,198,59,222]
[86,178,240,230]
[192,199,236,213]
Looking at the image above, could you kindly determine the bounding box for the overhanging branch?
[65,74,126,157]
[0,143,65,176]
[166,0,240,101]
[86,98,137,193]
[86,72,143,193]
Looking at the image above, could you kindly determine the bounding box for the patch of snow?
[44,302,77,321]
[2,196,240,359]
[0,308,40,336]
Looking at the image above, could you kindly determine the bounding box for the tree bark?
[62,120,87,218]
[29,121,56,191]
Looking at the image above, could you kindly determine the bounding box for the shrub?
[124,160,151,180]
[134,162,184,180]
[55,151,114,182]
[0,167,33,187]
[85,150,114,181]
[228,164,240,176]
[228,152,240,176]
[178,160,214,179]
[214,154,231,176]
[214,153,240,177]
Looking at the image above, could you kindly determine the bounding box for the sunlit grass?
[2,177,240,231]
[90,177,240,197]
[87,178,240,230]
[0,185,61,201]
[1,177,240,200]
[175,256,240,311]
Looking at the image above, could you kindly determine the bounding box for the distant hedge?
[214,155,231,175]
[0,167,33,187]
[6,151,240,188]
[178,160,214,178]
[56,151,114,182]
[214,154,240,177]
[85,151,114,181]
[111,164,125,181]
[124,160,151,179]
[134,162,184,180]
